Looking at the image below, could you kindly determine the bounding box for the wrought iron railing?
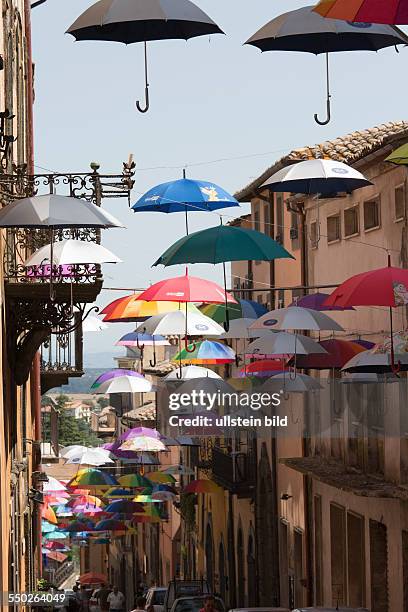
[40,313,84,377]
[211,446,256,496]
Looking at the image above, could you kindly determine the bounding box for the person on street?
[130,596,146,612]
[106,586,125,612]
[97,583,113,612]
[78,585,90,611]
[199,596,217,612]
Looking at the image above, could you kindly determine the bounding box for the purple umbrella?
[353,339,375,350]
[91,369,144,390]
[289,292,355,312]
[118,427,161,442]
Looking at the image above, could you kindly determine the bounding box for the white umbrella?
[342,350,408,373]
[63,447,114,466]
[164,365,221,381]
[218,318,271,339]
[83,315,109,332]
[119,437,166,452]
[250,306,343,332]
[341,372,398,384]
[137,310,224,336]
[60,445,89,458]
[151,490,176,502]
[247,331,328,356]
[262,372,323,393]
[261,159,371,195]
[43,476,67,492]
[96,375,152,394]
[162,465,195,476]
[24,239,122,267]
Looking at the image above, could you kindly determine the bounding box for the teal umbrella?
[153,224,294,330]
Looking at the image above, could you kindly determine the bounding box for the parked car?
[164,579,210,612]
[146,587,167,612]
[170,595,225,612]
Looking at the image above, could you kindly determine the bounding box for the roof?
[227,213,251,228]
[235,120,408,202]
[123,403,156,421]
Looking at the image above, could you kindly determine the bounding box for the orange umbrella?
[183,479,221,494]
[102,294,199,323]
[80,572,107,585]
[42,504,58,525]
[314,0,408,24]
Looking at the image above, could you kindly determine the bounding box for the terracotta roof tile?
[235,120,408,202]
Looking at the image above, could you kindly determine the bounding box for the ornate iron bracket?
[0,109,16,170]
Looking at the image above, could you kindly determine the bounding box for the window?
[253,206,261,232]
[327,214,341,243]
[276,195,284,244]
[344,206,359,237]
[310,221,318,248]
[363,197,380,231]
[264,203,272,237]
[290,211,299,240]
[395,184,405,221]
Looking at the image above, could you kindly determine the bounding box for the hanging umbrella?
[137,271,237,305]
[118,473,152,489]
[42,506,58,525]
[325,261,408,371]
[218,318,270,340]
[80,573,107,585]
[289,292,355,311]
[341,372,398,384]
[64,447,114,466]
[200,299,267,322]
[162,465,195,476]
[385,143,408,165]
[261,159,371,194]
[102,295,200,323]
[262,372,322,393]
[104,500,144,513]
[119,436,166,452]
[91,369,146,389]
[68,468,118,490]
[133,176,239,233]
[247,331,328,356]
[164,365,221,381]
[153,224,293,330]
[133,494,161,504]
[24,239,121,269]
[151,489,177,502]
[246,5,408,124]
[293,338,365,369]
[95,374,152,394]
[353,339,375,350]
[173,340,236,364]
[65,520,94,533]
[94,519,127,532]
[145,472,176,484]
[118,427,161,441]
[43,476,67,492]
[314,0,408,24]
[116,332,169,347]
[60,445,89,458]
[250,306,343,332]
[93,537,111,544]
[183,479,221,494]
[136,310,224,337]
[43,531,70,540]
[68,494,104,508]
[83,315,109,332]
[67,0,224,113]
[342,350,408,373]
[104,488,137,499]
[238,359,288,378]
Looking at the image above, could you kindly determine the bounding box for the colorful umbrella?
[118,473,152,489]
[116,332,169,347]
[42,505,58,525]
[102,295,200,323]
[385,143,408,165]
[164,365,221,381]
[79,572,107,585]
[136,271,236,305]
[68,494,104,508]
[162,465,195,476]
[183,479,221,494]
[104,488,137,499]
[65,520,94,533]
[314,0,408,24]
[94,519,127,532]
[118,427,161,442]
[91,369,146,389]
[289,292,355,311]
[43,531,70,540]
[68,469,118,490]
[95,374,152,394]
[200,299,267,322]
[238,359,288,378]
[133,176,239,233]
[119,437,166,452]
[104,500,144,514]
[133,494,161,503]
[173,340,236,364]
[294,339,365,369]
[145,472,176,484]
[42,521,58,533]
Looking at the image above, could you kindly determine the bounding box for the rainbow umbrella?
[173,340,235,364]
[145,472,176,485]
[200,299,267,323]
[68,468,118,490]
[68,494,104,508]
[104,487,136,499]
[101,294,200,323]
[133,494,162,503]
[116,332,169,347]
[183,479,221,494]
[314,0,408,24]
[118,473,152,489]
[91,369,145,389]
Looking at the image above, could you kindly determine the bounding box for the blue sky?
[31,0,408,356]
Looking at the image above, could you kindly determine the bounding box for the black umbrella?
[245,5,408,124]
[67,0,224,113]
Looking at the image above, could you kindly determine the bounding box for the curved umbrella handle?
[136,42,150,114]
[223,306,230,332]
[184,337,196,353]
[149,353,157,368]
[176,361,183,379]
[314,53,331,126]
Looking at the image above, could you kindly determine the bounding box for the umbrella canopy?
[164,365,221,381]
[43,476,67,492]
[118,473,152,488]
[385,143,408,165]
[42,505,58,525]
[353,339,375,350]
[104,488,136,499]
[91,369,146,389]
[313,0,408,24]
[342,350,408,373]
[94,519,127,532]
[173,340,236,364]
[325,265,408,308]
[146,472,176,484]
[83,315,109,332]
[80,573,107,585]
[246,5,408,52]
[136,310,224,336]
[104,500,144,513]
[200,299,267,322]
[250,306,343,332]
[153,224,294,266]
[261,159,371,195]
[183,479,221,494]
[65,520,94,533]
[289,292,355,311]
[118,427,161,441]
[95,374,152,394]
[151,490,176,502]
[162,465,195,476]
[219,317,271,340]
[238,359,288,377]
[247,331,328,356]
[68,468,118,490]
[0,194,123,228]
[102,294,200,322]
[119,437,166,452]
[136,272,237,304]
[294,339,365,369]
[116,332,169,347]
[133,177,239,214]
[24,239,121,267]
[64,447,114,466]
[262,372,323,393]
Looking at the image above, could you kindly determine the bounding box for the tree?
[97,397,110,409]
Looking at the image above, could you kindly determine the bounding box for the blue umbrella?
[132,176,239,233]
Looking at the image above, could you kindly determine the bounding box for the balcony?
[211,446,256,497]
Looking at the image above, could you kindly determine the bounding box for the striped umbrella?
[102,294,200,322]
[173,340,236,364]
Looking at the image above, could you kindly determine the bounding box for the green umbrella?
[385,143,408,165]
[153,224,294,330]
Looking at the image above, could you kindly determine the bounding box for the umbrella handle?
[223,307,230,332]
[184,337,196,353]
[314,53,331,126]
[149,353,157,367]
[136,42,150,113]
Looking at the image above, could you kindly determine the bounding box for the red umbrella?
[238,359,288,377]
[314,0,408,25]
[80,572,107,585]
[294,339,365,370]
[136,270,237,304]
[325,261,408,370]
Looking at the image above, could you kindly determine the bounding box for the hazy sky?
[31,1,408,356]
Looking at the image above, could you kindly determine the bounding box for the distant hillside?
[48,368,106,394]
[84,350,123,368]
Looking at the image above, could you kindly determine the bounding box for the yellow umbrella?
[145,472,176,485]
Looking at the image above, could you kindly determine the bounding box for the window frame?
[327,213,341,244]
[343,204,360,239]
[394,183,405,222]
[363,195,381,233]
